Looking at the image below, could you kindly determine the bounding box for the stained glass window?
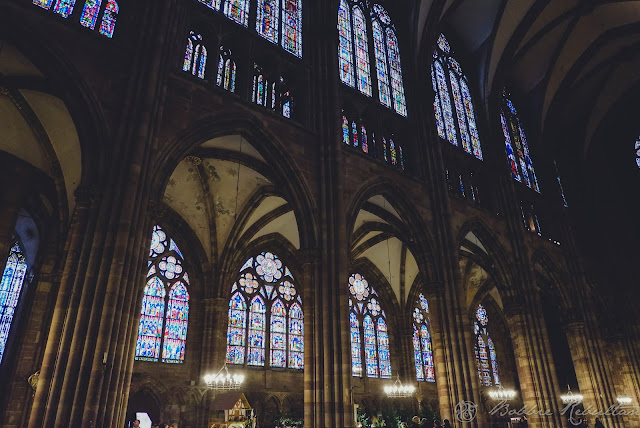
[252,65,268,107]
[386,29,406,116]
[412,294,434,382]
[473,304,499,386]
[432,34,482,159]
[554,161,568,208]
[199,0,222,10]
[342,114,350,145]
[216,47,236,93]
[34,0,55,10]
[353,6,372,96]
[338,0,355,87]
[282,0,303,57]
[257,0,279,44]
[226,252,303,369]
[224,0,249,27]
[80,0,102,30]
[98,0,118,38]
[0,243,28,365]
[372,20,391,108]
[501,90,539,192]
[53,0,76,17]
[389,138,397,166]
[361,125,368,153]
[135,226,190,363]
[183,32,207,79]
[352,121,359,148]
[349,273,391,378]
[635,138,640,168]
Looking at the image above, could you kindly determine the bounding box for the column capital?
[502,295,525,318]
[422,281,444,297]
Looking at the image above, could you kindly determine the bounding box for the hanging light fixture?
[203,362,245,390]
[487,385,517,401]
[560,385,583,404]
[617,396,633,405]
[384,374,416,398]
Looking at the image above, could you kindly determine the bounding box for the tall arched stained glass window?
[135,225,190,363]
[98,0,118,38]
[337,3,406,115]
[432,34,482,160]
[183,32,207,79]
[224,0,250,27]
[349,273,391,378]
[474,304,499,386]
[501,90,539,192]
[412,294,435,382]
[80,0,102,30]
[0,243,28,365]
[635,138,640,168]
[226,252,304,369]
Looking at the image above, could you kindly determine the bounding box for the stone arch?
[150,114,319,254]
[347,178,438,282]
[531,248,573,312]
[456,217,516,297]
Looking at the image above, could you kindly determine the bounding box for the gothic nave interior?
[1,0,640,427]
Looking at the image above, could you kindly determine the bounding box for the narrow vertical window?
[136,226,190,363]
[337,0,355,87]
[281,0,303,57]
[98,0,118,38]
[224,0,249,27]
[53,0,76,17]
[0,243,28,365]
[342,114,350,145]
[389,138,397,166]
[353,6,372,96]
[80,0,102,30]
[372,20,391,108]
[257,0,279,44]
[352,120,359,148]
[385,29,406,116]
[361,125,368,153]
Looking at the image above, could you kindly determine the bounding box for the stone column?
[503,298,566,428]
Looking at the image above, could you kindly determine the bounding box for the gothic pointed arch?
[135,225,191,363]
[225,251,303,369]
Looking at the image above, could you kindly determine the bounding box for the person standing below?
[432,420,442,428]
[132,420,140,428]
[442,420,453,428]
[594,417,605,428]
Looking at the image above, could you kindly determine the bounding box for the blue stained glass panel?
[338,0,354,87]
[0,244,28,365]
[372,20,391,108]
[257,0,279,44]
[363,315,378,377]
[224,0,249,26]
[282,0,302,57]
[34,0,55,9]
[350,312,362,376]
[53,0,76,18]
[353,6,372,96]
[386,28,406,116]
[79,0,102,30]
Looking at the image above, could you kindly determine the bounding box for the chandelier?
[203,362,245,390]
[560,385,583,404]
[487,385,517,401]
[384,374,416,398]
